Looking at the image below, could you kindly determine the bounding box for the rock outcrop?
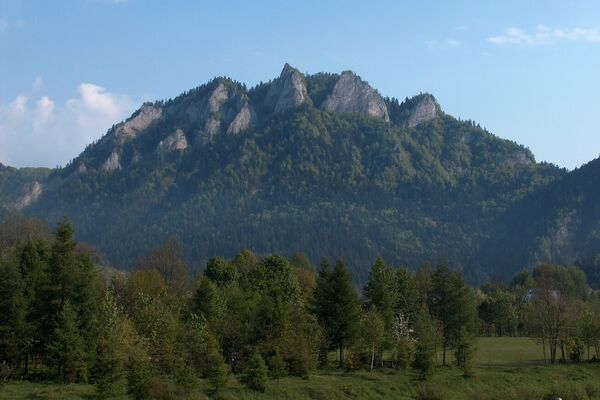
[101,151,122,172]
[158,129,188,152]
[406,94,438,128]
[265,64,308,114]
[115,104,162,143]
[321,71,389,121]
[226,101,253,134]
[16,181,42,210]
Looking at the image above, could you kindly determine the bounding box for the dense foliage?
[1,216,599,398]
[23,93,569,284]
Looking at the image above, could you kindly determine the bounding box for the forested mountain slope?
[8,64,590,283]
[483,156,600,286]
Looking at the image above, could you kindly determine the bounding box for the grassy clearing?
[1,338,598,400]
[3,365,600,400]
[474,337,543,367]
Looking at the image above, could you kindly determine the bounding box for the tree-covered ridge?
[27,102,562,282]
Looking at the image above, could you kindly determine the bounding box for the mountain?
[6,64,595,283]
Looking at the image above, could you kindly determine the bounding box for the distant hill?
[0,164,52,213]
[482,156,600,286]
[6,64,596,283]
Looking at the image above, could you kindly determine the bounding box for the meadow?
[2,337,599,400]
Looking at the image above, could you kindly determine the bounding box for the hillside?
[7,64,585,282]
[0,164,52,212]
[483,156,600,286]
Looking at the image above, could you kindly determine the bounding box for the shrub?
[241,352,268,392]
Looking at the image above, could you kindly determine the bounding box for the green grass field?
[2,338,599,400]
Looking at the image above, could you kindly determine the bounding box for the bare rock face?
[265,63,308,114]
[115,104,162,143]
[158,129,188,152]
[227,101,253,134]
[101,151,122,172]
[16,181,42,210]
[321,71,389,121]
[407,95,438,128]
[506,150,534,167]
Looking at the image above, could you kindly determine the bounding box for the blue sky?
[1,0,599,168]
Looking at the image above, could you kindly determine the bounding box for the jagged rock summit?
[321,71,390,121]
[75,64,446,175]
[406,94,439,128]
[265,63,308,114]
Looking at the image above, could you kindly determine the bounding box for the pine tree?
[311,259,333,366]
[242,352,268,392]
[205,333,229,391]
[191,276,223,328]
[45,301,87,382]
[412,307,438,380]
[328,259,361,368]
[364,257,397,329]
[94,290,126,398]
[0,259,27,370]
[428,265,476,365]
[454,326,475,377]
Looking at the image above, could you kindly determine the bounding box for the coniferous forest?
[1,214,599,399]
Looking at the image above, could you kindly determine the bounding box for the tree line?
[0,215,599,398]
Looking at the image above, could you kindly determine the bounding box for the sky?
[1,0,600,169]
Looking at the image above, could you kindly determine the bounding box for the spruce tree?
[205,333,229,391]
[242,352,268,392]
[0,260,27,370]
[328,259,361,368]
[311,259,333,367]
[454,326,475,377]
[45,301,87,382]
[412,307,437,380]
[94,290,126,398]
[191,276,223,328]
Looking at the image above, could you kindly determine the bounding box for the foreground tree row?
[0,215,599,398]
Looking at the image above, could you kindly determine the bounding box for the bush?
[241,352,268,392]
[269,352,286,381]
[0,361,13,384]
[147,375,177,400]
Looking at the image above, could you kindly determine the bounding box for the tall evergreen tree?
[0,259,27,371]
[327,259,361,368]
[428,265,476,365]
[45,301,87,382]
[364,257,397,332]
[412,306,438,380]
[94,290,127,398]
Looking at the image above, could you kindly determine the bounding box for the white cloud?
[426,38,463,50]
[488,25,600,46]
[74,83,121,118]
[0,78,138,167]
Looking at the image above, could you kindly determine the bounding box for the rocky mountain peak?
[321,71,389,122]
[114,103,162,144]
[406,94,439,128]
[265,63,308,114]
